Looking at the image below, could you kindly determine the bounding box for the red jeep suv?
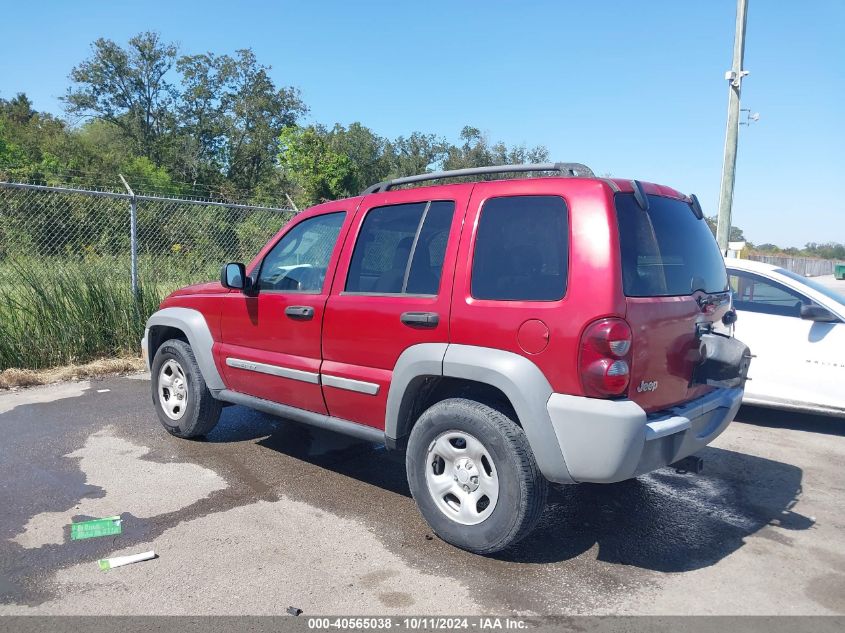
[142,163,750,554]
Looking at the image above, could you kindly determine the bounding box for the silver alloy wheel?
[424,430,499,526]
[158,359,188,421]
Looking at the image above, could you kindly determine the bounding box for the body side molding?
[226,357,320,384]
[144,307,225,392]
[321,374,380,395]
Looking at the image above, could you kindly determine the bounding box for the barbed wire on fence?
[0,160,294,208]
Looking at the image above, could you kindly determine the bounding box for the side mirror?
[220,262,246,290]
[800,304,839,323]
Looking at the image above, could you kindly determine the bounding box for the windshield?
[775,268,845,307]
[615,193,728,297]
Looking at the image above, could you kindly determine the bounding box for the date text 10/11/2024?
[306,617,529,630]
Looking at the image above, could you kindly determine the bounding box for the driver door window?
[258,212,346,293]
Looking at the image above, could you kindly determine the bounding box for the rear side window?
[345,201,455,295]
[471,195,569,301]
[616,194,728,297]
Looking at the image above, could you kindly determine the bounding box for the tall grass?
[0,257,190,370]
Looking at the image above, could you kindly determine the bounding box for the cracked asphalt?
[1,374,843,615]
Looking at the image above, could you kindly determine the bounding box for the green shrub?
[0,256,188,370]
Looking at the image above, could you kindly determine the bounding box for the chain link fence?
[0,180,293,370]
[0,181,294,286]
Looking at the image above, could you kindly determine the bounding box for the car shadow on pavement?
[209,409,413,497]
[496,444,813,569]
[737,405,845,437]
[209,408,812,572]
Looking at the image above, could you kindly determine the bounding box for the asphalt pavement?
[0,374,843,615]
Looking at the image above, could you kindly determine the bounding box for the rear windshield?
[616,193,728,297]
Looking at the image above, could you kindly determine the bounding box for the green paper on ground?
[70,516,122,541]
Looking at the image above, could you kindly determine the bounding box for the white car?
[722,258,845,417]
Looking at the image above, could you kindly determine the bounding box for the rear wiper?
[690,276,707,294]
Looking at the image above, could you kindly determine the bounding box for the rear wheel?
[151,339,222,438]
[406,398,547,554]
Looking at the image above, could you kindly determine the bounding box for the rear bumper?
[546,387,743,483]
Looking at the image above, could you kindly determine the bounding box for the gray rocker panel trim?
[145,307,225,392]
[442,344,574,485]
[217,389,385,444]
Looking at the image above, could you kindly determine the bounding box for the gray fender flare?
[385,343,449,440]
[385,342,573,484]
[144,307,225,392]
[442,344,573,484]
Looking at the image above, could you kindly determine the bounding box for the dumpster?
[835,263,845,280]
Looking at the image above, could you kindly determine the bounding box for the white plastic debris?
[98,550,156,570]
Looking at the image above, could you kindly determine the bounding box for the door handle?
[400,311,439,328]
[285,305,315,320]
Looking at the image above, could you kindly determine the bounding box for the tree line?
[702,217,844,260]
[0,31,547,209]
[1,31,841,258]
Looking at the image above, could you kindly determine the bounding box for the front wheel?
[151,338,222,438]
[406,398,547,554]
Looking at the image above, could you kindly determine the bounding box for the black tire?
[150,338,222,438]
[406,398,548,554]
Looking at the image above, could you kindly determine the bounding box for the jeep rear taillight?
[579,318,633,398]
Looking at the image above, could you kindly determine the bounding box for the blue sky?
[1,0,843,247]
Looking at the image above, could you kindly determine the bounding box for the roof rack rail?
[360,162,595,195]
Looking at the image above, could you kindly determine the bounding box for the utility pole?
[716,0,750,253]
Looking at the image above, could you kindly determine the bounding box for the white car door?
[728,269,845,412]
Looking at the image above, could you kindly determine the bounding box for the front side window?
[729,270,809,318]
[258,212,345,292]
[471,195,569,301]
[345,201,455,295]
